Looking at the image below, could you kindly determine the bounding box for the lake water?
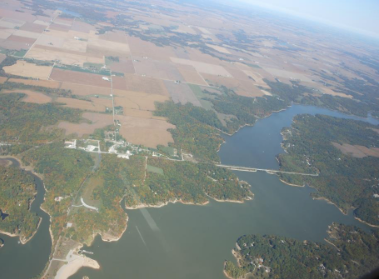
[70,105,376,279]
[0,158,52,279]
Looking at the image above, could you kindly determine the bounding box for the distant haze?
[234,0,379,38]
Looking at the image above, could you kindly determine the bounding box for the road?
[216,164,319,176]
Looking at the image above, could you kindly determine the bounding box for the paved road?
[216,164,319,176]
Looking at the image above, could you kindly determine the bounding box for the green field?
[146,164,164,175]
[189,84,214,110]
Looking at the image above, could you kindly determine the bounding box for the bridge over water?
[216,164,319,176]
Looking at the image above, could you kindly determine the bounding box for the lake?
[70,105,376,279]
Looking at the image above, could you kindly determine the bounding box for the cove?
[71,105,376,279]
[0,158,52,279]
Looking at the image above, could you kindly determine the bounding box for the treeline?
[0,93,81,144]
[154,101,224,161]
[278,114,379,225]
[224,223,379,279]
[209,86,287,133]
[0,80,72,97]
[0,165,40,240]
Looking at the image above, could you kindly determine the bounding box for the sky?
[235,0,379,38]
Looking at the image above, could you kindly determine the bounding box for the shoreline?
[354,217,379,229]
[324,238,340,251]
[215,105,292,155]
[0,216,42,245]
[0,155,44,180]
[124,193,254,211]
[54,245,100,279]
[0,229,18,238]
[279,178,304,188]
[312,196,348,215]
[41,202,55,245]
[98,215,129,243]
[223,268,235,279]
[21,217,42,244]
[211,196,253,204]
[124,198,210,210]
[223,247,253,279]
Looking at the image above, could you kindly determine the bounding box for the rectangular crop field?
[50,69,111,88]
[164,81,202,107]
[3,60,53,79]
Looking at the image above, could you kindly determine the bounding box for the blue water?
[70,105,374,279]
[219,105,379,170]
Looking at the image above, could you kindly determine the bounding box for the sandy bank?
[212,197,246,204]
[324,238,340,251]
[0,155,44,180]
[354,217,379,228]
[19,217,42,244]
[223,247,253,279]
[312,196,348,215]
[54,246,100,279]
[0,229,18,238]
[125,198,209,210]
[223,268,235,279]
[279,179,304,188]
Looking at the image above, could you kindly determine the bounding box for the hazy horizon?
[233,0,379,38]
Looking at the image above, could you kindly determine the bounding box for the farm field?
[113,90,170,111]
[332,143,379,158]
[60,82,111,96]
[56,97,109,112]
[50,69,111,88]
[3,60,52,79]
[164,80,202,107]
[122,74,170,96]
[58,112,114,137]
[8,78,61,89]
[116,115,174,148]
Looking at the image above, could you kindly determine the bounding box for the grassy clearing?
[189,84,214,110]
[157,146,176,157]
[83,62,104,70]
[105,56,119,66]
[56,64,111,76]
[81,175,104,207]
[147,164,164,175]
[14,49,28,58]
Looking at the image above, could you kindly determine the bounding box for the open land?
[58,112,114,137]
[3,60,52,79]
[1,89,52,104]
[332,142,379,158]
[8,78,61,89]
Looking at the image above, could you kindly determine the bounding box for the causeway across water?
[216,164,319,176]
